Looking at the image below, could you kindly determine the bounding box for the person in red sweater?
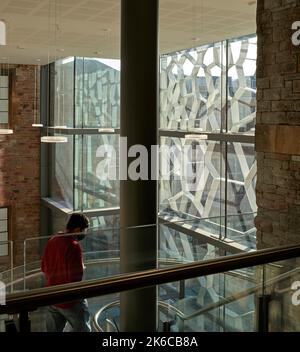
[41,213,91,332]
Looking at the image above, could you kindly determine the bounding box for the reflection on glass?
[54,58,74,128]
[49,135,74,209]
[226,143,257,247]
[75,57,120,128]
[46,35,257,257]
[74,134,120,211]
[159,136,223,220]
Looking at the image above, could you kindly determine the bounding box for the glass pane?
[54,58,74,128]
[0,220,7,232]
[0,88,8,99]
[0,232,8,241]
[82,215,120,262]
[227,36,256,133]
[159,137,224,221]
[24,216,120,290]
[49,135,74,209]
[164,268,256,332]
[226,142,257,248]
[160,42,224,132]
[9,221,294,333]
[74,134,119,210]
[0,208,7,220]
[0,76,8,87]
[0,243,8,256]
[75,57,120,128]
[227,143,257,214]
[0,100,8,112]
[0,266,266,332]
[159,223,226,264]
[0,111,8,123]
[264,258,300,331]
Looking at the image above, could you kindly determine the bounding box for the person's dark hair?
[66,213,89,232]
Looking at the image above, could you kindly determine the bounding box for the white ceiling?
[0,0,257,65]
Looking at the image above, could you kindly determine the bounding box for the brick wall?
[256,0,300,331]
[0,65,40,271]
[256,0,300,247]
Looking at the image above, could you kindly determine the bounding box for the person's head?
[66,213,89,241]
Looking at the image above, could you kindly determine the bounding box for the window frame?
[0,68,14,130]
[0,206,11,263]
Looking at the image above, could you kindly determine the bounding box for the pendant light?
[185,134,208,141]
[98,128,115,133]
[0,129,13,134]
[41,0,67,143]
[41,135,67,143]
[0,57,13,135]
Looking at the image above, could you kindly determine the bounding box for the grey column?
[120,0,159,332]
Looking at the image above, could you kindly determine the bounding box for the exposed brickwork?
[256,0,300,331]
[256,0,300,247]
[0,65,40,271]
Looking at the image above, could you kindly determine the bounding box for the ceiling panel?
[0,0,256,64]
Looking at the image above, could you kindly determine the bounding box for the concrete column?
[120,0,158,331]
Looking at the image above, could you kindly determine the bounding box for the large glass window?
[43,34,257,254]
[160,41,223,132]
[74,134,119,211]
[75,58,120,129]
[227,37,257,133]
[54,58,74,128]
[159,34,257,243]
[46,57,121,214]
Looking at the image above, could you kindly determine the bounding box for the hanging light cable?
[41,0,67,143]
[32,61,43,127]
[52,0,67,131]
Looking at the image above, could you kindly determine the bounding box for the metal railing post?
[258,294,272,332]
[19,311,31,332]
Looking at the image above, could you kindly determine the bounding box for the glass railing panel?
[260,257,300,332]
[2,248,300,332]
[0,240,14,293]
[1,214,258,293]
[157,267,256,332]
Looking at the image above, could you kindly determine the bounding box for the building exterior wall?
[0,65,40,271]
[256,0,300,248]
[256,0,300,331]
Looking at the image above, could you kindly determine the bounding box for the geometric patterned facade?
[159,35,257,246]
[160,36,256,133]
[159,36,257,330]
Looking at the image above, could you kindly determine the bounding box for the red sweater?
[41,233,83,309]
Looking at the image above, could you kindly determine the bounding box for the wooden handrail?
[0,243,300,315]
